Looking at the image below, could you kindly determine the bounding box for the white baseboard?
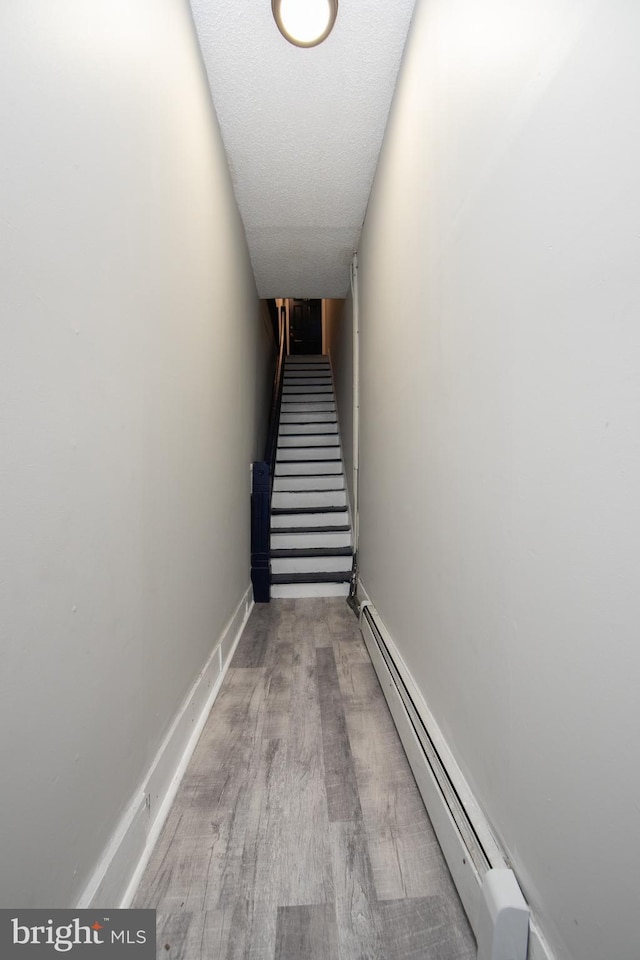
[357,579,554,960]
[76,586,254,909]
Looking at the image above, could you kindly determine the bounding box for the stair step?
[285,356,329,363]
[283,370,331,376]
[271,547,353,558]
[272,511,349,528]
[282,383,333,397]
[283,376,333,384]
[272,570,351,584]
[284,367,330,375]
[273,475,344,491]
[281,402,336,413]
[272,490,346,509]
[279,412,337,424]
[277,440,341,452]
[275,461,343,476]
[270,530,351,550]
[272,505,347,516]
[279,424,338,436]
[271,582,350,599]
[277,448,341,462]
[281,395,334,405]
[273,523,350,533]
[271,547,353,576]
[271,555,352,574]
[282,378,331,385]
[278,435,339,448]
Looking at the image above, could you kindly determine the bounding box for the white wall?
[0,0,270,907]
[356,2,640,959]
[326,296,354,513]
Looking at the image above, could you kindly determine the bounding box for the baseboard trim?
[357,579,554,960]
[76,586,254,909]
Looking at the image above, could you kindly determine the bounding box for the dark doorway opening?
[289,299,322,354]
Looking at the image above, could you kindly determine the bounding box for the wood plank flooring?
[133,599,476,960]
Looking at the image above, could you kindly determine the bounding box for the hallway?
[3,3,640,959]
[133,599,475,960]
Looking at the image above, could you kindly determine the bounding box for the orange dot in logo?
[91,922,103,930]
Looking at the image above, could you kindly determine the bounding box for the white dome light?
[272,0,338,48]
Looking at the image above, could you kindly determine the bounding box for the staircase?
[270,355,352,598]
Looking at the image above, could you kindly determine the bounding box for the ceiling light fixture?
[272,0,338,48]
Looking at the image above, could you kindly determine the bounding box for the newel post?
[250,460,271,602]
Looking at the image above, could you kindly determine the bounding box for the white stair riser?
[284,370,330,376]
[278,435,339,448]
[271,556,352,574]
[281,395,334,404]
[283,382,332,390]
[271,511,347,528]
[283,377,333,385]
[275,461,343,476]
[279,423,338,436]
[283,386,333,393]
[280,402,336,413]
[272,489,346,509]
[277,448,341,461]
[285,357,329,364]
[280,412,337,424]
[272,475,344,492]
[271,582,350,599]
[271,531,351,549]
[284,369,331,376]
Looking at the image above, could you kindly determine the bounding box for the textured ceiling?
[189,0,417,298]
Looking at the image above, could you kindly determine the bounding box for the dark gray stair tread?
[271,547,353,558]
[275,486,343,493]
[277,446,340,453]
[273,524,350,534]
[278,432,338,437]
[276,457,342,468]
[276,471,343,478]
[271,571,351,584]
[277,442,340,448]
[271,505,347,515]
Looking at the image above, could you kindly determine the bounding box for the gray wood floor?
[133,598,476,960]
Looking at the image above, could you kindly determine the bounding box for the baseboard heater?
[359,601,531,960]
